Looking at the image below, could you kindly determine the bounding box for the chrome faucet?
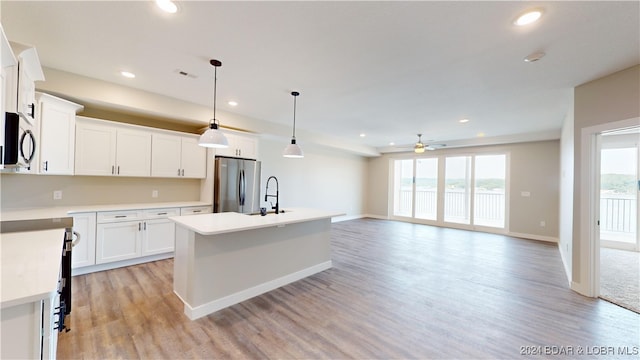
[265,176,279,214]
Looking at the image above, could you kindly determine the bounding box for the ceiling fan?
[392,134,446,153]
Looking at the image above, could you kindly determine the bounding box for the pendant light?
[283,91,304,158]
[198,59,229,148]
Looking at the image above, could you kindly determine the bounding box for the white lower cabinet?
[141,208,179,256]
[71,212,96,269]
[179,205,212,216]
[71,204,210,274]
[96,220,142,264]
[95,208,179,265]
[96,210,143,264]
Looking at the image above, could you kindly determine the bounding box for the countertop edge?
[170,209,345,236]
[1,201,213,221]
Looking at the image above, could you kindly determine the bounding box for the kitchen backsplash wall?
[0,174,201,210]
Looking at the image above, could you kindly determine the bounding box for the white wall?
[572,64,640,294]
[257,138,367,218]
[559,91,574,282]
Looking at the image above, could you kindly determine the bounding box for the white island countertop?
[1,228,64,308]
[170,208,345,235]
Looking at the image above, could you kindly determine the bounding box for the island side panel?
[190,218,332,313]
[173,225,195,304]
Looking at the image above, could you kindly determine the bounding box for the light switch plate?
[53,190,63,200]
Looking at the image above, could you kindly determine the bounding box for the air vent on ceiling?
[175,69,198,79]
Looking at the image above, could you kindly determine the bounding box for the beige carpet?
[600,247,640,313]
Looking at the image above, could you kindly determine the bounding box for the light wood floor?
[58,218,640,359]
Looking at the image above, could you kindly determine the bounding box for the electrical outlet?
[53,190,63,200]
[152,190,159,198]
[539,220,546,227]
[521,191,531,197]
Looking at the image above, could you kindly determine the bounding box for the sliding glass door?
[392,153,506,230]
[393,158,438,220]
[474,155,506,228]
[444,156,472,224]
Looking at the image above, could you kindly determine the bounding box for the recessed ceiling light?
[121,71,136,78]
[389,142,395,146]
[459,118,470,123]
[228,101,238,107]
[477,132,485,138]
[514,9,542,26]
[156,0,178,13]
[359,133,366,137]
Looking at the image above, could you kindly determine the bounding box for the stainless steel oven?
[1,111,36,170]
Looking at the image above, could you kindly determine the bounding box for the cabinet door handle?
[144,222,147,230]
[117,166,120,174]
[157,212,167,215]
[112,165,115,174]
[44,160,48,171]
[193,210,201,213]
[181,169,184,176]
[138,222,141,231]
[177,168,181,176]
[115,215,127,218]
[28,103,35,118]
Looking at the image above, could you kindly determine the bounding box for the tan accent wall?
[0,174,201,210]
[366,140,560,239]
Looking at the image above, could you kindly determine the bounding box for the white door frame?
[581,117,640,297]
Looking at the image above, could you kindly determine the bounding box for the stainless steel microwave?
[1,111,36,170]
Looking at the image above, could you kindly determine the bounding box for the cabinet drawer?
[144,208,179,219]
[97,210,143,223]
[180,206,212,216]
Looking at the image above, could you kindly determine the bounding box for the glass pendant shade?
[198,59,229,148]
[199,121,229,148]
[283,138,304,158]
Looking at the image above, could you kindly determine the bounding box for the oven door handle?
[72,231,81,247]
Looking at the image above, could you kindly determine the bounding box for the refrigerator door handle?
[239,169,246,206]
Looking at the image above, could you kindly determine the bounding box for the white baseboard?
[571,280,592,297]
[184,260,333,320]
[508,231,558,243]
[361,214,389,220]
[72,253,173,276]
[557,243,572,286]
[332,214,365,222]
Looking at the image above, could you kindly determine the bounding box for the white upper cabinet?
[35,92,83,175]
[5,41,44,122]
[151,132,206,178]
[75,117,151,177]
[215,131,258,159]
[1,25,17,135]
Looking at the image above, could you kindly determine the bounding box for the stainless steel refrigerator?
[214,156,261,214]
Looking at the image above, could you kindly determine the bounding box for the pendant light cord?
[292,94,297,139]
[212,65,217,126]
[291,91,300,139]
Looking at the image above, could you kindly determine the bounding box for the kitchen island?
[170,208,343,320]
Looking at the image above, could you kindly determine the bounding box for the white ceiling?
[1,1,639,152]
